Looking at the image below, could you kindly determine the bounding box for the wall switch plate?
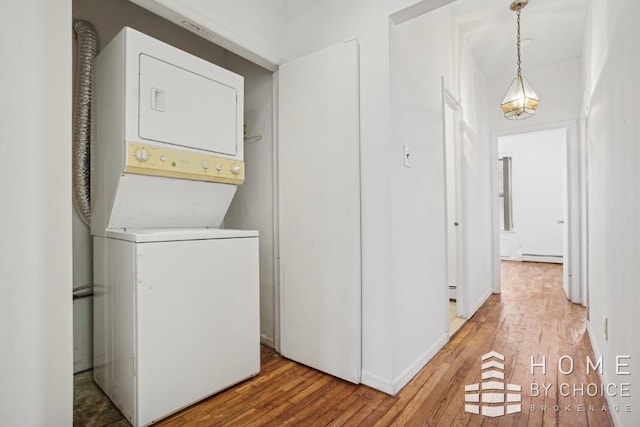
[404,145,411,168]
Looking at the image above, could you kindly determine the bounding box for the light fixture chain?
[502,0,539,120]
[516,8,522,77]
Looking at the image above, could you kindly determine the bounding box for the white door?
[443,87,464,318]
[278,40,361,383]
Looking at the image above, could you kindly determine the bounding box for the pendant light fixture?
[501,0,540,120]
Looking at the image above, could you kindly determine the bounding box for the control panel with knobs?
[126,142,244,185]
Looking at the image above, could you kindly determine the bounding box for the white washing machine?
[91,28,259,426]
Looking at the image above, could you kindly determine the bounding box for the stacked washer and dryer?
[91,27,260,426]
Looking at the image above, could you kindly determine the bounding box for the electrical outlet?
[603,315,608,341]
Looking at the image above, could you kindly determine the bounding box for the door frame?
[490,120,583,305]
[442,80,466,326]
[272,69,281,352]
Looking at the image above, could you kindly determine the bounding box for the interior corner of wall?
[392,332,448,395]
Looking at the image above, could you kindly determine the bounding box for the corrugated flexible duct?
[72,20,98,226]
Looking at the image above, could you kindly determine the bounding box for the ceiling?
[449,0,589,79]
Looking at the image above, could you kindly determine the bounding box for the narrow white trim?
[128,0,282,71]
[392,333,449,395]
[73,359,92,374]
[467,289,493,320]
[490,130,501,294]
[271,70,281,353]
[362,333,450,396]
[390,0,457,25]
[361,370,395,395]
[260,335,275,349]
[355,39,365,382]
[586,322,623,427]
[442,78,467,332]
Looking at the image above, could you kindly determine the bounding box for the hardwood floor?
[449,301,466,336]
[155,261,612,427]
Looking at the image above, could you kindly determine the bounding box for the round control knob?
[202,161,210,170]
[231,164,241,175]
[135,148,149,162]
[159,155,167,162]
[215,163,223,171]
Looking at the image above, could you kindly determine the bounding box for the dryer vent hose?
[72,20,99,226]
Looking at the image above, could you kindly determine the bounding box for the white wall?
[390,7,454,390]
[128,0,285,70]
[278,0,464,393]
[276,0,416,391]
[583,0,639,424]
[487,59,583,133]
[499,129,566,260]
[390,4,494,392]
[281,0,498,395]
[275,0,401,391]
[0,0,73,425]
[74,0,228,59]
[223,52,276,347]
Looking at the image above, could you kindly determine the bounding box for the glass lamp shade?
[500,75,540,120]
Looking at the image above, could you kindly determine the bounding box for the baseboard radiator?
[521,253,563,264]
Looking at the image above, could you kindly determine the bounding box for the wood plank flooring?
[449,301,466,336]
[154,261,612,426]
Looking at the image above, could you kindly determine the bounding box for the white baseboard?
[392,333,449,395]
[361,370,394,395]
[361,333,449,396]
[586,321,622,427]
[260,334,275,348]
[362,292,490,397]
[467,288,493,319]
[74,358,92,374]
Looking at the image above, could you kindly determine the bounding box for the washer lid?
[105,228,258,243]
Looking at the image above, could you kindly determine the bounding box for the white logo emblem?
[464,351,522,417]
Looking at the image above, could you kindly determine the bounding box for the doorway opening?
[443,83,466,336]
[496,127,570,298]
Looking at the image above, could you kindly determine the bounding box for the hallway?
[74,261,612,426]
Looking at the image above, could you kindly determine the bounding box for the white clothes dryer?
[92,28,260,427]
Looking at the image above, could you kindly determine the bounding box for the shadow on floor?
[74,371,128,427]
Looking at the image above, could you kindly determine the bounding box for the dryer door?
[138,54,238,156]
